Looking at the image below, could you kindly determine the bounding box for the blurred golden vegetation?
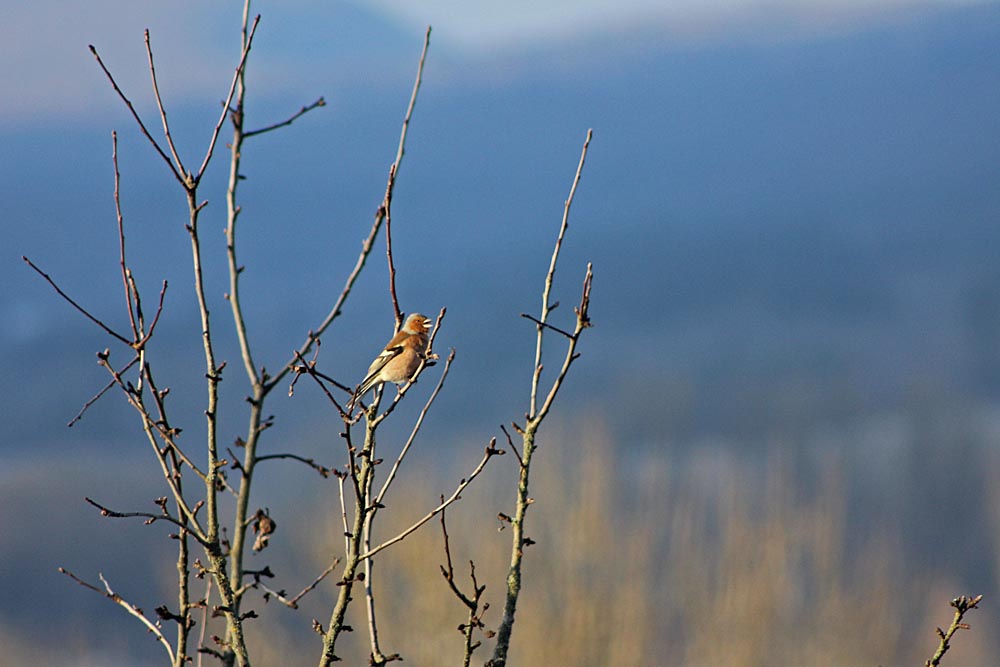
[3,421,995,665]
[219,420,995,666]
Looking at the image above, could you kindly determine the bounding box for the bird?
[356,312,432,398]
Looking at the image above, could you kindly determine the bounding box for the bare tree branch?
[439,506,489,667]
[384,164,403,329]
[85,496,204,540]
[374,349,455,506]
[22,256,132,346]
[489,129,594,667]
[392,26,431,178]
[194,13,261,182]
[88,44,185,184]
[244,96,326,138]
[67,355,139,427]
[520,312,575,339]
[925,595,983,667]
[144,29,188,179]
[359,440,500,561]
[250,560,340,609]
[256,452,332,478]
[499,424,522,468]
[270,26,432,394]
[529,128,592,418]
[112,131,140,341]
[60,568,176,664]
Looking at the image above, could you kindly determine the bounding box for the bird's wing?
[357,342,405,395]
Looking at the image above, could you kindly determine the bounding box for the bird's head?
[402,312,432,334]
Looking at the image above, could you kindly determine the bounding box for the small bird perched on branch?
[356,312,432,398]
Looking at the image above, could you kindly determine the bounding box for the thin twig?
[135,280,169,349]
[112,131,139,341]
[384,164,403,330]
[85,496,204,541]
[534,263,592,423]
[381,24,432,331]
[244,97,326,138]
[256,452,331,477]
[392,26,431,175]
[363,494,389,664]
[88,44,184,184]
[196,576,213,667]
[925,595,983,667]
[68,355,139,427]
[359,440,500,561]
[194,13,261,182]
[439,506,487,667]
[439,505,473,607]
[144,29,188,179]
[374,348,455,506]
[141,363,209,482]
[254,560,339,609]
[337,470,351,555]
[499,424,522,468]
[292,350,350,420]
[269,28,432,396]
[60,568,176,664]
[520,312,575,340]
[490,129,594,667]
[22,256,132,346]
[224,46,258,388]
[529,128,592,419]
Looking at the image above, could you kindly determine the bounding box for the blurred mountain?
[6,2,1000,457]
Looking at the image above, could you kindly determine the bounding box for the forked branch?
[488,129,594,667]
[925,595,983,666]
[270,25,432,392]
[60,568,176,664]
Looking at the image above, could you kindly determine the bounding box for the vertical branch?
[267,26,432,391]
[173,526,192,667]
[112,129,195,664]
[384,164,403,330]
[393,26,431,175]
[226,0,259,388]
[222,7,265,644]
[529,129,592,419]
[489,130,594,667]
[174,11,259,661]
[196,577,214,667]
[194,14,261,182]
[318,416,378,667]
[112,131,139,341]
[439,505,488,667]
[362,438,392,666]
[185,186,221,535]
[144,29,188,180]
[382,25,430,331]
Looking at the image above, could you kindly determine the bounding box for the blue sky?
[6,0,1000,441]
[3,0,994,123]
